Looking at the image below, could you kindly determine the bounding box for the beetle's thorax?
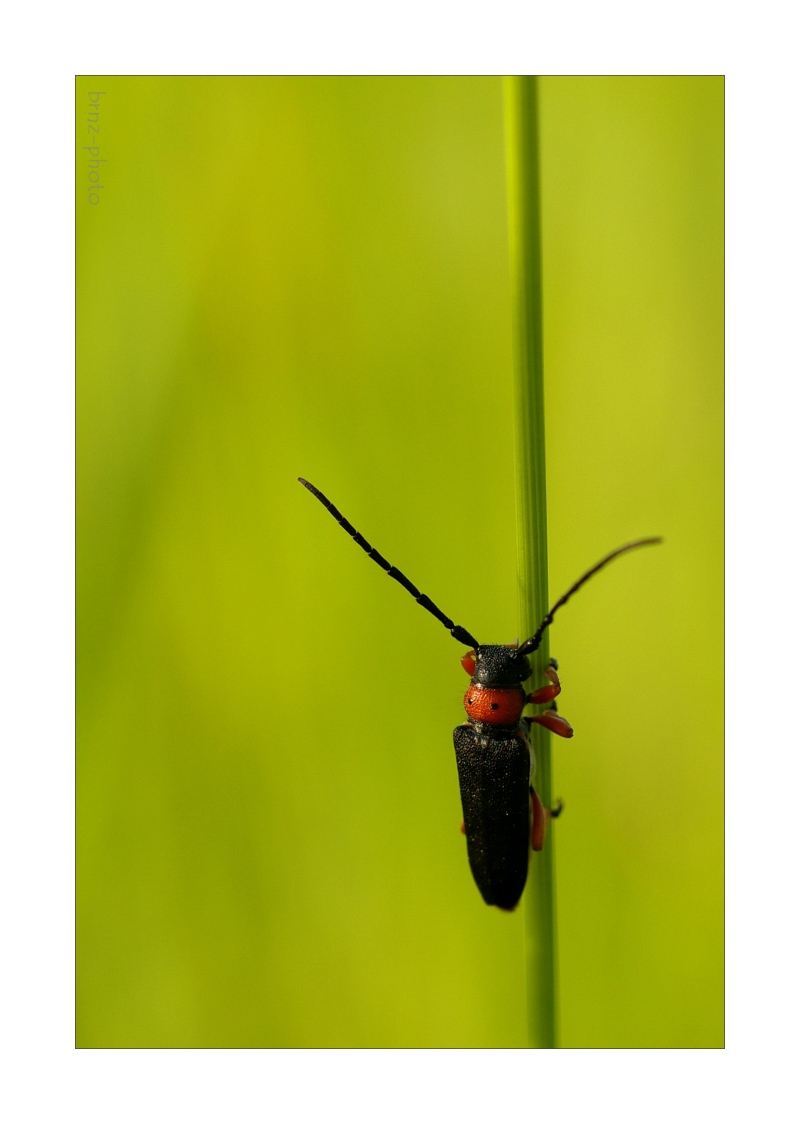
[463,682,527,729]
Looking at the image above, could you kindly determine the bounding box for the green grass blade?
[503,74,557,1049]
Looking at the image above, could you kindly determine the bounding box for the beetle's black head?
[472,645,531,687]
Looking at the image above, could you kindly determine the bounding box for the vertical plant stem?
[503,74,557,1049]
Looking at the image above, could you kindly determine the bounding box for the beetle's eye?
[461,650,476,676]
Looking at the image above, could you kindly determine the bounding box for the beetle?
[298,477,660,911]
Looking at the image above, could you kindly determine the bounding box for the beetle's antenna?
[298,478,480,648]
[517,537,663,656]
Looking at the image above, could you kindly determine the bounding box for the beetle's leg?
[531,786,546,850]
[459,820,466,835]
[531,709,573,738]
[461,650,476,676]
[529,664,562,705]
[530,787,564,850]
[525,665,573,736]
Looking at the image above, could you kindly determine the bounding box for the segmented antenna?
[518,537,663,656]
[298,478,480,649]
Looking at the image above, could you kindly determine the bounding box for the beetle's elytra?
[299,477,660,911]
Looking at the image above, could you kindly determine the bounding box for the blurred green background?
[76,76,723,1048]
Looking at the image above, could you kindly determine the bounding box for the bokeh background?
[76,76,723,1048]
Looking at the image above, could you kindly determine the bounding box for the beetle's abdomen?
[453,724,531,910]
[463,684,526,726]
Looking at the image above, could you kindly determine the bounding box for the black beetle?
[299,477,660,910]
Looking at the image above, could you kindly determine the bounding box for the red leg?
[528,665,561,705]
[531,709,573,738]
[531,786,547,851]
[530,788,564,851]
